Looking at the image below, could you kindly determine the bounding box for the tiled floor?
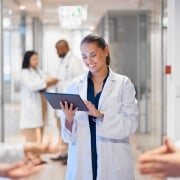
[3,103,161,180]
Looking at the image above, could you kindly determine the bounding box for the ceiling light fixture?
[19,5,26,10]
[36,0,42,8]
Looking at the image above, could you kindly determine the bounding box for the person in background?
[0,138,63,179]
[50,39,86,164]
[137,137,180,179]
[20,50,58,163]
[59,34,138,180]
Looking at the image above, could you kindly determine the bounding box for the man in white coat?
[50,39,86,164]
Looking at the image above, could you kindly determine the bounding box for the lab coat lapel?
[98,69,116,109]
[79,73,88,100]
[78,74,89,122]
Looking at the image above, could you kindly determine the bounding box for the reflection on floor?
[4,103,161,180]
[21,153,67,180]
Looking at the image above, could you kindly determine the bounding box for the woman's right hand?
[60,101,78,131]
[46,77,59,87]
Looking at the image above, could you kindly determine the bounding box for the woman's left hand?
[84,100,101,118]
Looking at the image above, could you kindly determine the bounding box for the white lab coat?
[60,68,138,180]
[55,51,86,92]
[0,143,24,163]
[20,68,47,129]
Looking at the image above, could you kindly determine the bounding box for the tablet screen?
[43,92,88,111]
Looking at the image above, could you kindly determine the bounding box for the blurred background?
[1,0,180,180]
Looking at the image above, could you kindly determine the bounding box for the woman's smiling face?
[80,42,109,73]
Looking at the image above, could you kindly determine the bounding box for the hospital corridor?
[1,0,180,180]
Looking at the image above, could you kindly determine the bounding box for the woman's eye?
[91,54,96,58]
[82,56,87,60]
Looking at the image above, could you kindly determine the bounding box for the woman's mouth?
[88,64,96,68]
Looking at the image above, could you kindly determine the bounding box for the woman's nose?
[86,56,93,63]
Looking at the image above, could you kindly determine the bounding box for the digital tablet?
[43,92,88,111]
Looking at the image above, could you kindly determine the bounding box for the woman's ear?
[104,46,109,57]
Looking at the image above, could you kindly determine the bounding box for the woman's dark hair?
[80,34,111,65]
[22,50,38,69]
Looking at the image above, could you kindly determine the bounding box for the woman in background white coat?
[59,34,138,180]
[20,50,58,162]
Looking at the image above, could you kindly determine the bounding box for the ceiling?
[3,0,155,29]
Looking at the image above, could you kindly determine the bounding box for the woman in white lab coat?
[20,50,58,161]
[59,34,138,180]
